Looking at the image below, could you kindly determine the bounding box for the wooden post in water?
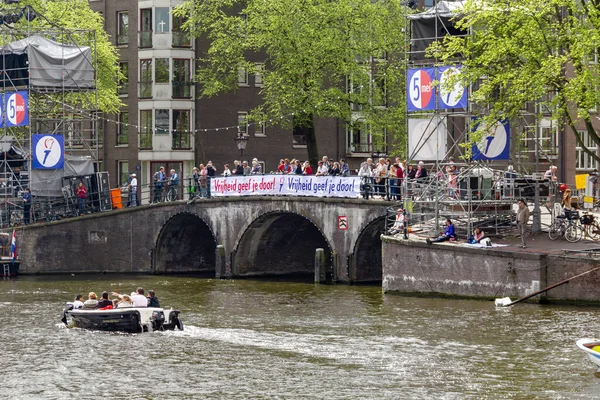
[215,245,226,279]
[314,248,325,284]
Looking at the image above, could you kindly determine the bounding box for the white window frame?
[254,63,264,87]
[238,67,249,87]
[576,129,600,171]
[237,111,249,136]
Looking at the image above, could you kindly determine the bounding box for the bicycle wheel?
[548,221,562,240]
[588,222,600,240]
[565,224,583,243]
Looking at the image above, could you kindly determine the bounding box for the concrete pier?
[382,234,600,304]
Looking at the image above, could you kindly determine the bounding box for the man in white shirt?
[112,288,148,307]
[129,173,138,207]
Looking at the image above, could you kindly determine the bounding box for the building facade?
[89,0,390,196]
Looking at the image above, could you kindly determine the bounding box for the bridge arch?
[154,212,217,274]
[233,211,332,280]
[351,216,386,283]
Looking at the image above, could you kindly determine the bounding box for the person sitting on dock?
[470,227,487,244]
[96,291,112,308]
[426,219,456,245]
[147,290,160,308]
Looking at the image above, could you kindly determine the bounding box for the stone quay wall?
[382,236,600,304]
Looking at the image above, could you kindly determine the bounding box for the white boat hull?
[576,338,600,369]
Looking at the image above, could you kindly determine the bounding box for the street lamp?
[234,131,248,159]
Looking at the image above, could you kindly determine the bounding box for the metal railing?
[138,81,152,99]
[172,81,192,98]
[172,31,191,47]
[139,31,152,48]
[172,131,192,150]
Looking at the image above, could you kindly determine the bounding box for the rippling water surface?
[2,275,600,399]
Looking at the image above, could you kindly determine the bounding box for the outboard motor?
[151,310,165,330]
[61,303,74,325]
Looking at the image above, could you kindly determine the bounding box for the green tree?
[175,0,406,166]
[430,0,600,163]
[3,0,122,115]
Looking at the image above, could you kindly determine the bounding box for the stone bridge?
[17,197,388,283]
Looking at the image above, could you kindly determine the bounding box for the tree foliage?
[1,0,122,115]
[175,0,406,165]
[429,0,600,163]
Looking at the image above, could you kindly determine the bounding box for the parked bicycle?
[580,212,600,240]
[549,210,583,243]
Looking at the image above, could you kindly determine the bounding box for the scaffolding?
[0,6,100,226]
[403,0,559,238]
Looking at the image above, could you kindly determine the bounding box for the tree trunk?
[294,112,319,168]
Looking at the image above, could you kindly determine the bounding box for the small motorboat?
[576,338,600,370]
[62,306,184,334]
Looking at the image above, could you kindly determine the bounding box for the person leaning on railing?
[152,166,165,203]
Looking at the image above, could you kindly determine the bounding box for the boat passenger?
[83,292,99,309]
[96,291,112,308]
[112,287,148,307]
[117,295,134,308]
[73,294,84,309]
[147,290,160,308]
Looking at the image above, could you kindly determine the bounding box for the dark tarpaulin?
[30,155,94,197]
[409,1,466,60]
[0,35,94,89]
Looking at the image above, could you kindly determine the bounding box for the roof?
[407,0,465,20]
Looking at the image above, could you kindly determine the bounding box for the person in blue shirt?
[426,218,456,244]
[22,187,31,224]
[153,166,165,203]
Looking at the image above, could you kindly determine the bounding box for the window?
[139,59,152,98]
[94,112,104,146]
[155,7,170,33]
[140,8,152,48]
[576,130,599,171]
[255,122,266,137]
[292,115,308,146]
[238,67,248,86]
[156,109,169,134]
[117,112,128,145]
[118,62,128,96]
[140,110,153,149]
[172,59,191,98]
[373,71,387,108]
[254,63,264,87]
[347,120,372,153]
[173,110,191,149]
[117,11,129,46]
[117,161,129,186]
[238,112,248,136]
[346,74,367,111]
[155,58,169,84]
[172,14,190,47]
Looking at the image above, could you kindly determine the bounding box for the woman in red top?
[302,161,313,175]
[76,182,87,215]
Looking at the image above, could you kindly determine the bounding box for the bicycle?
[580,213,600,240]
[549,211,583,242]
[164,184,178,202]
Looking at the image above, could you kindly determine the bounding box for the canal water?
[2,275,600,399]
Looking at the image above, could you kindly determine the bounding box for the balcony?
[117,82,129,96]
[117,34,129,46]
[172,81,192,99]
[138,81,152,99]
[172,31,191,48]
[172,131,192,150]
[139,31,152,48]
[139,134,153,150]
